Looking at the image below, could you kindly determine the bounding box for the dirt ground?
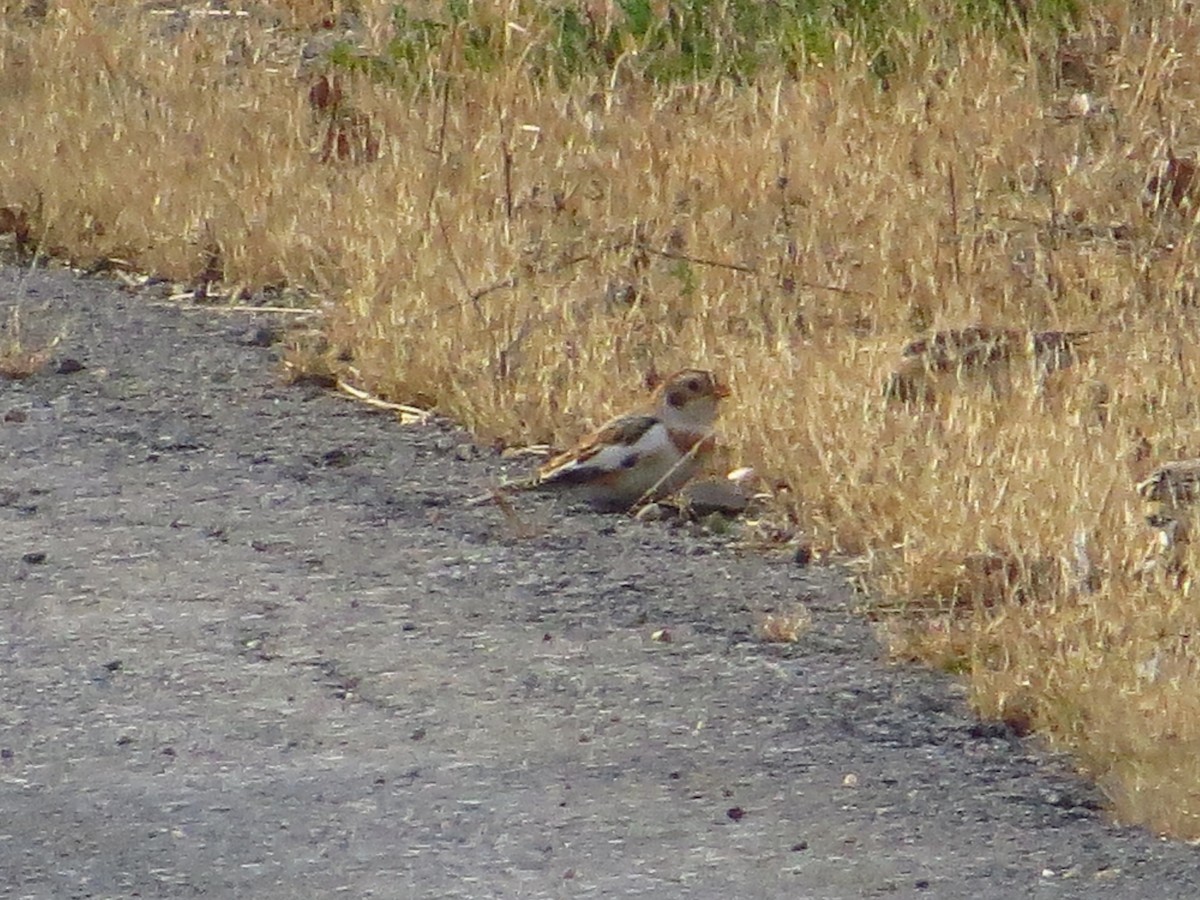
[2,265,1199,898]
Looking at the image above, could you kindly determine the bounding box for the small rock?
[726,806,746,821]
[21,551,46,565]
[55,357,86,375]
[3,408,27,423]
[153,435,203,452]
[320,448,353,467]
[793,542,813,567]
[725,466,758,487]
[453,443,478,461]
[238,326,281,348]
[679,478,750,518]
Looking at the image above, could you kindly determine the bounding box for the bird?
[883,326,1091,405]
[1137,459,1200,545]
[1135,459,1200,585]
[1138,459,1200,507]
[518,368,731,512]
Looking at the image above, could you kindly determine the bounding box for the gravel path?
[2,266,1197,899]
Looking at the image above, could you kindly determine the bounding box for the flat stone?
[678,477,751,517]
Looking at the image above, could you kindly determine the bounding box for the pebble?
[678,478,750,517]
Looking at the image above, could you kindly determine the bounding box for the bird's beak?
[714,381,732,399]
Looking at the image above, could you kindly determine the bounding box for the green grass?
[325,0,1084,88]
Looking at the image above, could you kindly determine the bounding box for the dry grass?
[8,0,1200,835]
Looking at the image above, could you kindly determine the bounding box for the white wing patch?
[541,421,674,482]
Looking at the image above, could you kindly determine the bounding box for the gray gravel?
[2,266,1198,899]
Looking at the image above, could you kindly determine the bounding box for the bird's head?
[654,368,730,430]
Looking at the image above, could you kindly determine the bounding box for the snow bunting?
[1138,459,1200,509]
[525,368,731,511]
[1138,458,1200,550]
[1135,459,1200,584]
[883,326,1091,405]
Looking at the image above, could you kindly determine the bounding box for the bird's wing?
[1138,459,1200,503]
[536,414,661,486]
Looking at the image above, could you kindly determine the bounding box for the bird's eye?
[687,378,701,392]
